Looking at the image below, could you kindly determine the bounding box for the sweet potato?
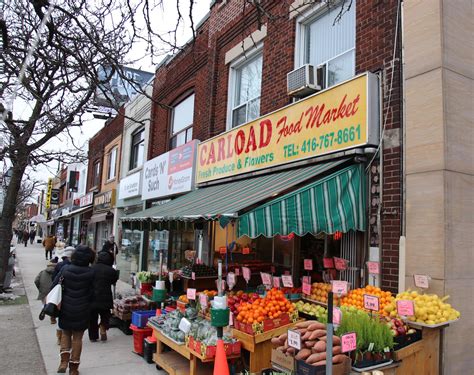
[286,347,296,356]
[308,329,326,340]
[312,360,326,366]
[318,335,342,345]
[307,322,326,331]
[332,354,347,364]
[312,340,326,353]
[295,348,312,360]
[304,340,317,348]
[306,352,326,364]
[332,345,342,355]
[295,321,316,329]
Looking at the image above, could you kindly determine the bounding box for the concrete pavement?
[14,240,165,375]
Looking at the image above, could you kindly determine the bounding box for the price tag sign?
[323,257,335,268]
[334,257,348,271]
[227,273,236,290]
[219,246,227,254]
[242,247,250,255]
[366,261,380,275]
[187,288,196,300]
[341,332,357,353]
[414,274,430,289]
[260,272,272,286]
[287,329,302,350]
[331,280,349,295]
[273,276,281,288]
[364,294,380,311]
[242,267,251,282]
[199,293,208,310]
[235,268,240,276]
[397,300,415,317]
[191,272,196,280]
[281,275,294,288]
[304,259,313,271]
[229,310,234,326]
[302,282,311,295]
[333,307,342,325]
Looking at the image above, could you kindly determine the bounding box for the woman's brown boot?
[56,330,62,345]
[69,362,79,375]
[57,352,70,373]
[100,325,107,341]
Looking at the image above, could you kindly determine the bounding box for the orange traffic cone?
[213,339,230,375]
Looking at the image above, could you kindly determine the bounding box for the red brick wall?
[87,107,125,191]
[148,0,403,291]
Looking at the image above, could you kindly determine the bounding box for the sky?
[13,0,211,194]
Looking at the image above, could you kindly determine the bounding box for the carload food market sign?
[196,73,379,184]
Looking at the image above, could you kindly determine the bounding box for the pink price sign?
[363,294,380,311]
[397,300,415,317]
[187,288,196,300]
[341,332,357,353]
[367,261,380,275]
[302,282,311,295]
[281,275,294,288]
[261,272,272,286]
[199,293,208,310]
[413,274,429,289]
[242,267,251,281]
[304,259,313,271]
[331,280,348,295]
[323,257,335,268]
[273,276,281,288]
[302,276,311,285]
[333,307,342,325]
[334,257,348,271]
[191,272,196,280]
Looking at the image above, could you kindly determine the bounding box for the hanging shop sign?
[93,189,116,212]
[196,73,379,184]
[45,178,53,209]
[119,171,141,199]
[142,140,197,200]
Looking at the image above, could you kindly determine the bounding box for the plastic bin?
[143,337,157,363]
[130,324,153,355]
[131,310,156,328]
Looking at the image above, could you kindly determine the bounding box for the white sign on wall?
[119,171,141,199]
[141,140,197,201]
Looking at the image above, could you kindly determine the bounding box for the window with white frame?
[107,147,117,180]
[229,52,263,128]
[129,128,145,170]
[298,3,355,88]
[92,160,101,187]
[170,94,194,149]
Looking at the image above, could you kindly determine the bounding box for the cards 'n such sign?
[363,294,380,311]
[304,259,313,271]
[287,329,302,350]
[281,275,294,288]
[397,300,415,317]
[366,261,380,274]
[413,274,429,289]
[341,332,357,353]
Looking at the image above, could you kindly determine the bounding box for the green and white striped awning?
[121,158,350,224]
[238,164,366,238]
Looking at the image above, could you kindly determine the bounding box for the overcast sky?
[21,0,211,193]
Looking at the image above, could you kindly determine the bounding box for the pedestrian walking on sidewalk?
[2,248,16,292]
[51,245,95,375]
[29,229,36,244]
[22,229,29,247]
[35,259,59,327]
[42,234,56,260]
[17,229,23,243]
[88,251,118,342]
[52,246,74,281]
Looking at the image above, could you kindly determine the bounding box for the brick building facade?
[148,0,403,291]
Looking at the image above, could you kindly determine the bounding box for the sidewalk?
[14,240,164,375]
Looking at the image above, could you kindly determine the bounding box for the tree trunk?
[0,162,27,289]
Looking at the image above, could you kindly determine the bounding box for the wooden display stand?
[232,321,300,373]
[150,326,239,375]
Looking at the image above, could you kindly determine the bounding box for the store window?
[297,3,355,87]
[228,52,263,128]
[92,160,101,187]
[129,128,145,170]
[147,230,169,273]
[107,147,117,181]
[118,229,143,283]
[170,94,194,149]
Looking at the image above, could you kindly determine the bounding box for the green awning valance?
[238,164,366,238]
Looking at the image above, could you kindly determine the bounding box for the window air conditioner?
[287,64,325,98]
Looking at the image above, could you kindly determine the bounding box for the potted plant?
[136,271,156,294]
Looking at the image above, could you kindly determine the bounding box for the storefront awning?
[89,211,113,224]
[238,164,366,238]
[122,158,350,223]
[55,205,92,221]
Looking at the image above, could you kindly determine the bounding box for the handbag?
[41,276,63,318]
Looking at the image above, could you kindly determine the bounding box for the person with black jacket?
[51,245,95,375]
[88,251,118,342]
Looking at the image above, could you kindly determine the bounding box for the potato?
[332,346,341,355]
[308,329,326,340]
[295,321,317,329]
[312,340,326,353]
[312,360,327,366]
[286,347,296,356]
[307,322,326,331]
[304,340,317,348]
[332,354,347,364]
[306,352,326,364]
[295,348,312,360]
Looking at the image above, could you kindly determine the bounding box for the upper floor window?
[92,161,101,187]
[107,147,118,181]
[298,3,355,87]
[130,128,145,170]
[229,52,263,128]
[170,94,194,149]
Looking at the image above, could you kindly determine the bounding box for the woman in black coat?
[51,245,95,375]
[88,251,118,342]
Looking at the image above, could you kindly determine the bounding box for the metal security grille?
[340,230,358,289]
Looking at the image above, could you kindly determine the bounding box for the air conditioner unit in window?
[287,64,325,98]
